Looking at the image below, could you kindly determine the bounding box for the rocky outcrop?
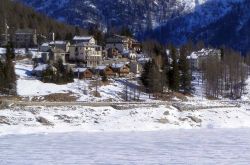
[36,117,54,126]
[0,116,10,125]
[187,116,202,123]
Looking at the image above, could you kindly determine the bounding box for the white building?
[69,43,102,68]
[40,41,70,52]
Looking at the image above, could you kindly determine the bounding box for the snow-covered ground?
[0,59,247,137]
[1,102,250,136]
[1,129,250,164]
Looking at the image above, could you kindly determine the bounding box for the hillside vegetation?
[0,0,86,40]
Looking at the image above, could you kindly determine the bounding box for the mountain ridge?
[17,0,250,53]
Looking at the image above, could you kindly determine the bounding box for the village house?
[69,43,102,68]
[105,35,141,58]
[32,64,56,77]
[129,61,143,75]
[107,48,120,59]
[48,47,67,64]
[40,41,70,52]
[14,28,37,48]
[95,65,115,78]
[111,63,130,77]
[73,67,93,79]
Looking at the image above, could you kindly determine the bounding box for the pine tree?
[120,26,133,37]
[168,45,180,92]
[179,46,192,94]
[0,42,16,95]
[140,61,152,92]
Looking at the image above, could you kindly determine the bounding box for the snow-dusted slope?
[18,0,209,31]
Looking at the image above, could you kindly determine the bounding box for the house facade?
[106,35,141,53]
[129,61,142,74]
[95,65,115,77]
[69,43,102,68]
[111,63,130,77]
[106,35,131,53]
[49,47,67,63]
[14,29,37,48]
[73,68,93,79]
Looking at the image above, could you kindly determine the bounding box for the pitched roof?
[96,65,108,70]
[73,36,93,41]
[0,48,6,54]
[49,41,67,45]
[33,64,49,72]
[15,28,35,34]
[111,63,127,69]
[73,68,88,73]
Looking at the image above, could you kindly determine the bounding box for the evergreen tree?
[65,32,73,41]
[0,42,16,95]
[88,25,104,46]
[140,61,152,92]
[168,45,180,92]
[141,60,162,94]
[179,46,192,94]
[120,26,133,37]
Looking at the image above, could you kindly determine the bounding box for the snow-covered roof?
[41,43,49,47]
[49,41,67,45]
[33,64,49,72]
[15,49,26,55]
[137,57,150,63]
[0,48,6,54]
[73,36,93,41]
[96,65,108,70]
[29,51,43,59]
[73,68,88,73]
[112,63,126,69]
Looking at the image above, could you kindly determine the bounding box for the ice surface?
[0,129,250,165]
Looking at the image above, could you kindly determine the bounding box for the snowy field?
[1,102,250,136]
[0,129,250,165]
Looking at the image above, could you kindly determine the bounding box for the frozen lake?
[0,129,250,165]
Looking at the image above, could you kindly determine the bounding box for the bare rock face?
[187,116,202,123]
[0,116,10,125]
[36,116,54,126]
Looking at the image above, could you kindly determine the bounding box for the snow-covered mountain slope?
[150,0,250,51]
[17,0,209,31]
[17,0,250,52]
